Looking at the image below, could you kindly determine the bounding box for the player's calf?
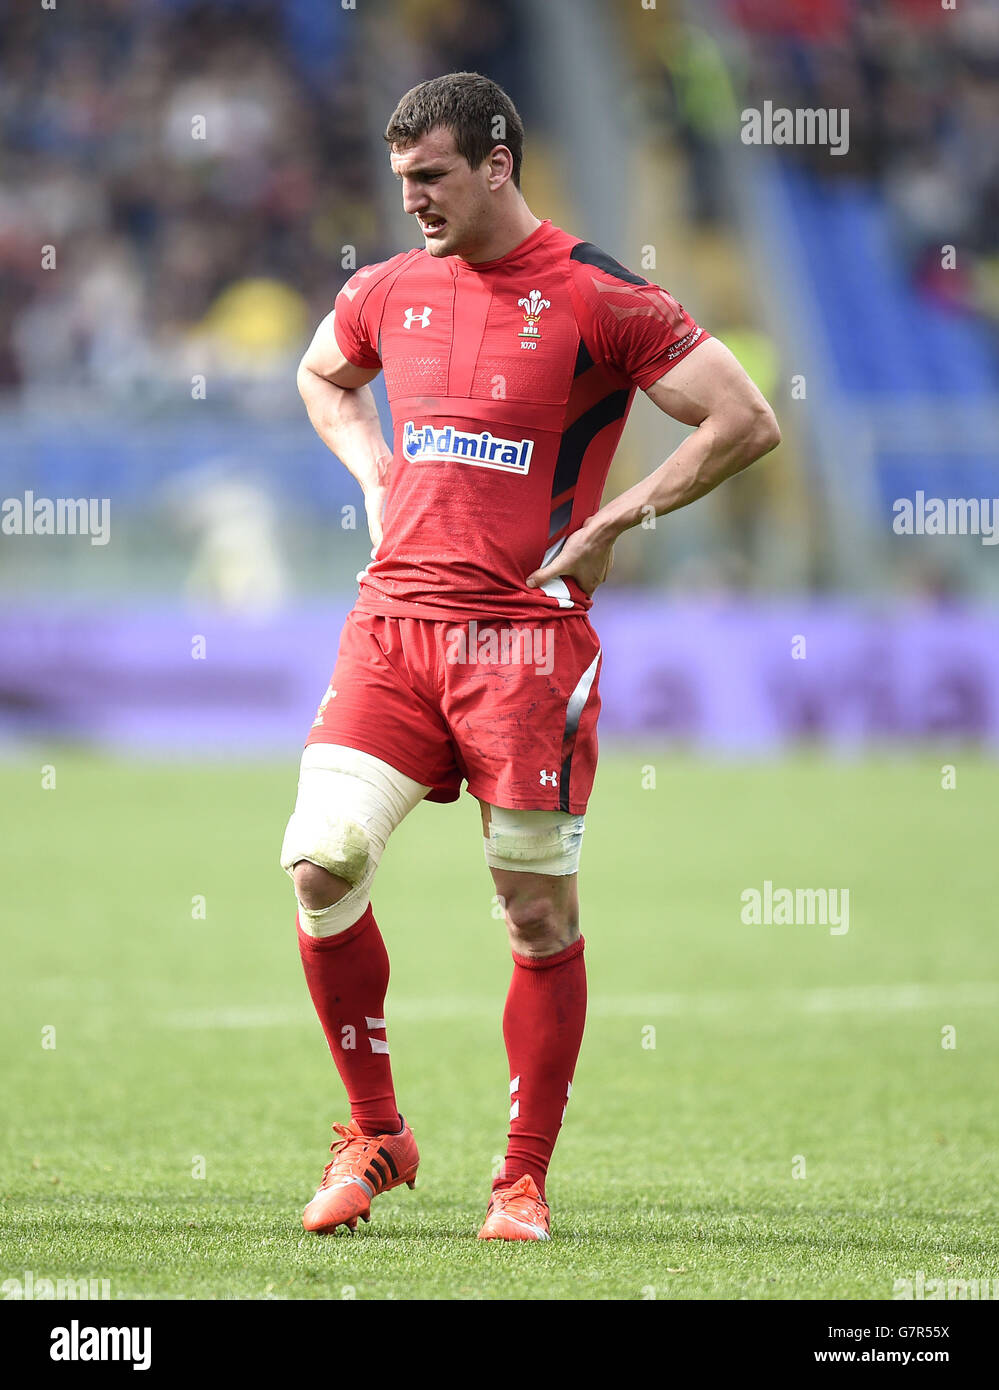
[478,803,588,1236]
[281,744,431,1229]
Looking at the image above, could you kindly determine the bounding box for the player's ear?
[486,145,514,191]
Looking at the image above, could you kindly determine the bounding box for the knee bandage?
[482,806,585,876]
[280,744,429,936]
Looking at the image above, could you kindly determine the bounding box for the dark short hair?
[384,72,524,188]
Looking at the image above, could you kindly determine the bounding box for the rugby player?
[283,72,780,1240]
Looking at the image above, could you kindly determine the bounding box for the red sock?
[297,904,401,1137]
[493,936,587,1201]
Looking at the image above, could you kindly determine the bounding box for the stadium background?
[2,0,997,1302]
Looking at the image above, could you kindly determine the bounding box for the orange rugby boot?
[302,1117,419,1234]
[477,1174,551,1241]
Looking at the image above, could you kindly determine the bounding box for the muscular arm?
[527,337,781,593]
[297,311,393,550]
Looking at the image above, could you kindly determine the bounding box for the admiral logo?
[402,422,533,475]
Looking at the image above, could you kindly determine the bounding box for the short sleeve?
[332,270,382,370]
[577,267,709,389]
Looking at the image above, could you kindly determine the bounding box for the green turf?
[2,750,997,1300]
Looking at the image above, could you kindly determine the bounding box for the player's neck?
[458,202,543,264]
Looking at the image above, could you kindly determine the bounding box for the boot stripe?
[378,1146,399,1180]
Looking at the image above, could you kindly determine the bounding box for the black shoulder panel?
[569,242,648,287]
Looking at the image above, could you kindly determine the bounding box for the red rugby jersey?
[333,219,709,620]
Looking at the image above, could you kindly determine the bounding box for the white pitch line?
[161,982,999,1030]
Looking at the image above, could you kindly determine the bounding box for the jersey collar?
[454,219,557,272]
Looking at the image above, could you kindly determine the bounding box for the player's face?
[390,128,496,259]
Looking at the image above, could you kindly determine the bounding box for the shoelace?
[319,1124,384,1189]
[491,1179,548,1220]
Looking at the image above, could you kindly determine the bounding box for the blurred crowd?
[638,0,998,327]
[1,0,354,405]
[2,0,994,410]
[734,0,999,325]
[0,0,521,407]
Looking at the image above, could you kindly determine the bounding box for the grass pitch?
[2,750,997,1300]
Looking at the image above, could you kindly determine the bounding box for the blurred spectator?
[0,0,381,403]
[731,0,999,326]
[163,460,288,615]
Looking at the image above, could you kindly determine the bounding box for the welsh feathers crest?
[517,288,551,339]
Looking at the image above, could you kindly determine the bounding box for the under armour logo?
[509,1074,520,1122]
[403,306,432,329]
[539,770,558,787]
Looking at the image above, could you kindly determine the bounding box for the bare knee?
[293,860,352,912]
[503,892,579,958]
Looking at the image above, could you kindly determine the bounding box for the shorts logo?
[402,421,533,475]
[403,306,432,329]
[311,684,337,727]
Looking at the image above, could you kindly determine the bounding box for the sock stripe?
[297,904,400,1139]
[496,936,586,1202]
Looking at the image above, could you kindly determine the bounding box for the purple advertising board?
[1,596,997,756]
